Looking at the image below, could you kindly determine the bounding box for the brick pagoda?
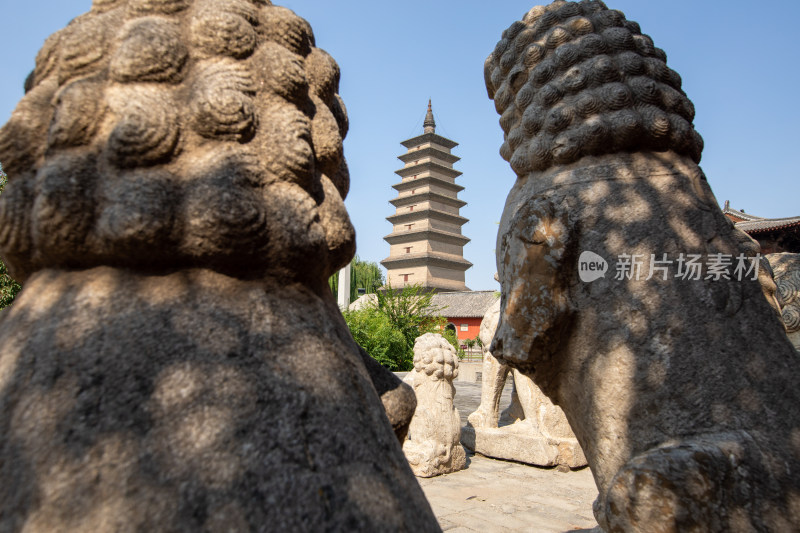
[381,101,472,291]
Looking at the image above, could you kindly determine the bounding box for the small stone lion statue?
[402,333,467,477]
[486,1,800,531]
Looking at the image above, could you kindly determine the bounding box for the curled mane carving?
[0,0,352,283]
[484,0,704,176]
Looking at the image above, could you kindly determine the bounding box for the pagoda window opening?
[405,224,413,231]
[405,247,412,254]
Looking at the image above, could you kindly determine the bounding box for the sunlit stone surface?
[486,1,800,531]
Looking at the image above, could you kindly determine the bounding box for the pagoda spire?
[423,99,436,134]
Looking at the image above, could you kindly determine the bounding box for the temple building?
[381,101,472,291]
[722,201,800,254]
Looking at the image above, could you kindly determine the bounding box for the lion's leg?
[509,369,577,440]
[599,433,794,533]
[500,374,525,424]
[467,351,510,428]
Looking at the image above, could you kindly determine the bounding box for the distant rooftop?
[722,201,800,234]
[349,290,499,318]
[431,290,499,318]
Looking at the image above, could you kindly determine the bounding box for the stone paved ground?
[398,373,600,532]
[418,451,599,532]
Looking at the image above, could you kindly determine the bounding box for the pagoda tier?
[390,191,466,210]
[381,101,471,292]
[384,228,470,247]
[392,177,464,194]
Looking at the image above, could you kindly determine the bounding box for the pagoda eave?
[395,161,462,179]
[400,132,458,150]
[386,209,469,226]
[379,280,472,293]
[398,148,460,165]
[390,191,467,209]
[392,176,464,193]
[381,253,473,271]
[384,229,470,246]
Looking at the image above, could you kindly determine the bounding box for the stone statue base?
[462,421,586,469]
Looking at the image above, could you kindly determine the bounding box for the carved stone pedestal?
[462,421,586,469]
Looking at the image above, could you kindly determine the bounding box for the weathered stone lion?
[0,1,438,530]
[464,299,586,468]
[486,1,800,531]
[766,253,800,351]
[402,333,467,477]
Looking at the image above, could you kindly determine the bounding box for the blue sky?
[1,1,798,290]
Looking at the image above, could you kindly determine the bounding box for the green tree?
[343,282,453,371]
[474,334,484,350]
[464,337,476,352]
[329,255,384,303]
[0,163,21,311]
[374,282,445,351]
[343,308,409,371]
[441,326,465,359]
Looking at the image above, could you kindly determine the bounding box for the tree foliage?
[474,334,484,349]
[0,163,21,311]
[329,255,384,303]
[374,283,444,349]
[344,308,409,370]
[342,282,452,371]
[441,326,464,358]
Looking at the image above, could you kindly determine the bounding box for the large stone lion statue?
[0,1,438,530]
[486,1,800,531]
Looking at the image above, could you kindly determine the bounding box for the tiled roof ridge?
[736,216,800,233]
[348,290,499,318]
[722,205,764,222]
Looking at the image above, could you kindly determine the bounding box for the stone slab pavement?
[417,450,599,532]
[397,373,600,532]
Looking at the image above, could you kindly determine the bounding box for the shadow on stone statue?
[486,2,800,531]
[0,2,439,531]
